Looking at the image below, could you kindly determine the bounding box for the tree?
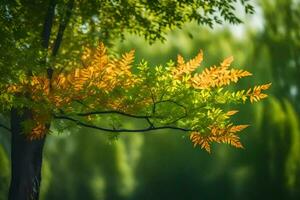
[0,0,266,199]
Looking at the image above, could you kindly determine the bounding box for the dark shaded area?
[9,109,46,200]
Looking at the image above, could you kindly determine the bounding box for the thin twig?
[0,123,11,132]
[54,115,192,133]
[146,117,154,128]
[77,110,151,119]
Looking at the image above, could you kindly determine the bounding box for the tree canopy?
[0,0,254,85]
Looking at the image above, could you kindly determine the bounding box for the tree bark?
[8,108,47,200]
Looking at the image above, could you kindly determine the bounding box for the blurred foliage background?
[1,0,300,199]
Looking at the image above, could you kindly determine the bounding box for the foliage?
[0,1,259,153]
[0,0,254,86]
[2,43,270,152]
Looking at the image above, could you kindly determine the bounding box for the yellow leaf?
[172,50,203,79]
[260,83,272,90]
[226,110,239,116]
[220,56,234,68]
[229,125,250,133]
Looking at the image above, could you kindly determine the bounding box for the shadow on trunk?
[9,108,47,200]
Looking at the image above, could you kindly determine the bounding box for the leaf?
[229,124,250,133]
[226,110,239,116]
[172,51,203,79]
[190,132,211,153]
[246,83,271,103]
[220,56,234,68]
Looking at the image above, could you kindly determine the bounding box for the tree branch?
[0,123,11,132]
[51,0,74,57]
[75,110,165,130]
[146,117,154,128]
[42,0,57,49]
[156,99,187,111]
[47,0,74,87]
[54,115,192,133]
[151,99,188,124]
[75,99,188,127]
[77,110,152,119]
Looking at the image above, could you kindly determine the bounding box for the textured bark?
[8,108,47,200]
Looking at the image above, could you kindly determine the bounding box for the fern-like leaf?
[191,57,252,89]
[246,83,272,103]
[172,51,203,79]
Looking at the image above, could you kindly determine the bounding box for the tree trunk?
[8,108,47,200]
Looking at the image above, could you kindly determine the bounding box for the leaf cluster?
[1,43,270,152]
[0,0,254,86]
